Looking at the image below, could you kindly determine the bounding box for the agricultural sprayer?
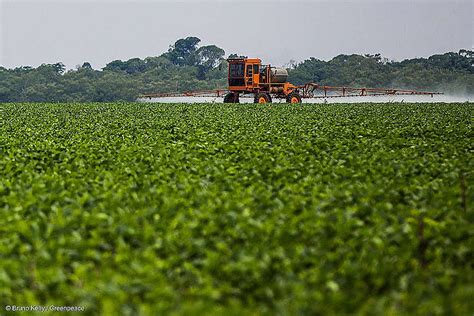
[139,57,442,103]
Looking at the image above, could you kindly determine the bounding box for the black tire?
[254,92,272,104]
[286,92,302,104]
[224,92,239,103]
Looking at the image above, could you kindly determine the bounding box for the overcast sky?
[0,0,472,69]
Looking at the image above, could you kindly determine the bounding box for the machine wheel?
[224,92,239,103]
[254,92,272,104]
[286,92,302,104]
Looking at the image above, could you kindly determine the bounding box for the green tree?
[166,36,201,66]
[81,62,93,70]
[195,45,225,72]
[103,60,126,72]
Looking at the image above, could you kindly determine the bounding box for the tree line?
[0,37,472,102]
[288,51,473,95]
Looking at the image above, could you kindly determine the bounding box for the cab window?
[253,64,259,74]
[246,65,253,76]
[229,63,244,78]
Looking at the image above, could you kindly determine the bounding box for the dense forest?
[0,37,472,102]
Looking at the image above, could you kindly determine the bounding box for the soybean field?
[0,102,472,315]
